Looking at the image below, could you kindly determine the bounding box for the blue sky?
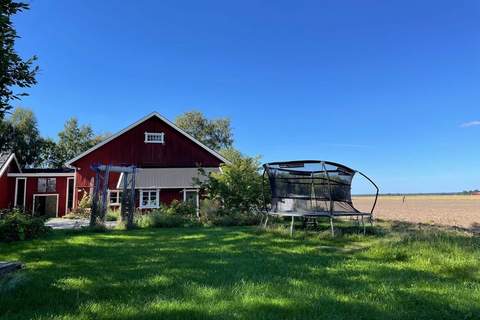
[12,0,480,193]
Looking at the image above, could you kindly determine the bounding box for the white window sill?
[139,205,160,209]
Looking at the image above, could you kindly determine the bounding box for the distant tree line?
[461,190,480,195]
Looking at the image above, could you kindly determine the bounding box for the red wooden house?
[0,112,227,217]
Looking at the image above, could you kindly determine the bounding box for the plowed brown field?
[353,195,480,232]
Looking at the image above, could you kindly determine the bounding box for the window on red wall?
[140,190,159,209]
[38,178,56,192]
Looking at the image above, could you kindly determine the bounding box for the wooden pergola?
[90,164,136,229]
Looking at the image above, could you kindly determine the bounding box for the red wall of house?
[160,189,183,205]
[71,116,224,207]
[0,158,21,210]
[0,174,12,209]
[23,176,71,217]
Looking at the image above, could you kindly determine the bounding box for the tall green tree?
[0,107,43,166]
[0,1,38,119]
[175,111,233,151]
[37,137,58,168]
[52,117,99,167]
[0,116,14,150]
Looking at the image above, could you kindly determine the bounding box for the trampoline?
[262,160,379,236]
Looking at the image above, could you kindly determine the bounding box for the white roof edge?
[0,153,22,177]
[65,112,231,166]
[116,172,124,189]
[8,172,75,177]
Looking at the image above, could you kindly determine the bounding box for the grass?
[0,222,479,319]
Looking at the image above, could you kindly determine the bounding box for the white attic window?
[144,132,165,144]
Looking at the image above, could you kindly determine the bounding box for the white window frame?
[139,189,160,209]
[65,177,75,213]
[38,177,56,193]
[183,188,200,217]
[14,177,27,208]
[144,132,165,144]
[32,194,59,217]
[183,189,199,206]
[108,190,123,206]
[38,178,47,193]
[47,178,56,192]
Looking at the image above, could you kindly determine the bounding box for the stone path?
[46,218,117,230]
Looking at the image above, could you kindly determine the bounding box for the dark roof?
[1,152,74,174]
[0,152,11,169]
[0,152,16,175]
[22,168,74,173]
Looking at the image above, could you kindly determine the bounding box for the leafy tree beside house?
[0,1,38,119]
[197,148,264,214]
[175,111,233,151]
[177,112,264,214]
[49,117,110,167]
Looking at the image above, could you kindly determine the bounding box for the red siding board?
[71,117,222,168]
[0,158,21,210]
[24,176,70,217]
[0,174,12,209]
[160,189,183,205]
[1,175,71,217]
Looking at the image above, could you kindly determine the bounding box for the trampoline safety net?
[262,160,378,217]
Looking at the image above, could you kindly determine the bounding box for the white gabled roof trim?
[8,172,75,177]
[0,153,22,177]
[65,112,230,167]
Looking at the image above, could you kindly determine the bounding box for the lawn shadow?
[0,225,479,320]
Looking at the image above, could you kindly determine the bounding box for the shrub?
[161,200,196,217]
[199,200,261,226]
[134,201,199,229]
[105,209,120,221]
[65,193,91,219]
[135,210,187,228]
[196,148,265,213]
[134,197,259,229]
[0,209,51,242]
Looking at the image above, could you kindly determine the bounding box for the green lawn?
[0,223,479,320]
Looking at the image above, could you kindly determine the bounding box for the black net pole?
[322,162,333,215]
[261,168,268,213]
[90,168,100,227]
[322,162,335,236]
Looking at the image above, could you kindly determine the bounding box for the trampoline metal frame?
[262,160,379,236]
